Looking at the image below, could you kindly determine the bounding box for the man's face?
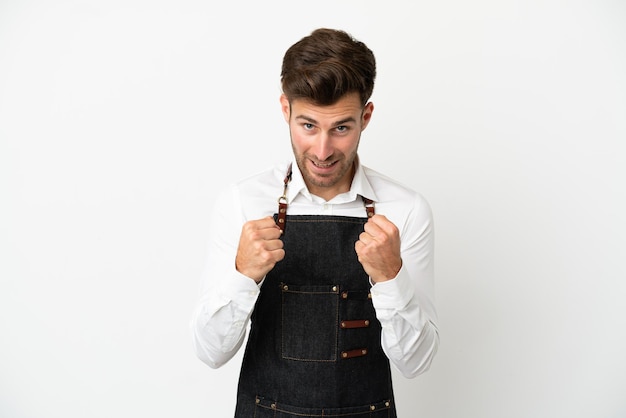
[281,92,373,201]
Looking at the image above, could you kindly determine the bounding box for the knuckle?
[242,220,256,232]
[259,252,273,263]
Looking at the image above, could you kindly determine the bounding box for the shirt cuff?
[369,264,415,311]
[218,270,261,312]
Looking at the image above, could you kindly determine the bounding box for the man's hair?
[281,28,376,106]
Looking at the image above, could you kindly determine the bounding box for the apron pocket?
[281,283,339,361]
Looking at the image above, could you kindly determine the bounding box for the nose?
[312,132,333,161]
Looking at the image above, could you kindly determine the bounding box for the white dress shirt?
[191,159,439,378]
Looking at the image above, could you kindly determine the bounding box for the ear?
[279,94,290,123]
[361,102,374,131]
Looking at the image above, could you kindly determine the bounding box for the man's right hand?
[235,217,285,283]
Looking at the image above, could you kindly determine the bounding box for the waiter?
[191,28,439,417]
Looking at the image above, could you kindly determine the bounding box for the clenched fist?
[355,214,402,283]
[235,217,285,283]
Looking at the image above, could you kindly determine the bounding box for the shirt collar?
[286,156,379,204]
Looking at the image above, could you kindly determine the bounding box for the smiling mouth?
[311,160,336,168]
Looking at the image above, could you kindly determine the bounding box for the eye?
[335,125,350,133]
[303,123,315,131]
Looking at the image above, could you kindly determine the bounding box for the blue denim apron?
[234,166,397,417]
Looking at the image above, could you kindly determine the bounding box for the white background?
[1,1,625,417]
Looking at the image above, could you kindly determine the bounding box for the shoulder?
[233,162,289,193]
[363,165,429,206]
[361,165,433,232]
[216,162,291,221]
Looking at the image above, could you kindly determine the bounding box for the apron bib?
[234,165,397,417]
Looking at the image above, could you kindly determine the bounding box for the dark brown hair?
[280,28,376,106]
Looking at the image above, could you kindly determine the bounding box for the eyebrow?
[295,115,357,126]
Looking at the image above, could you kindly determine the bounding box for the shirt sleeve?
[190,185,260,369]
[370,194,439,378]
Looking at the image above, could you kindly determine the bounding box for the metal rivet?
[271,403,276,409]
[256,398,260,404]
[342,352,348,358]
[362,349,367,355]
[332,286,337,292]
[278,218,284,223]
[342,292,348,299]
[341,322,346,328]
[279,208,286,213]
[370,405,376,411]
[364,320,370,326]
[368,293,372,299]
[283,285,288,291]
[385,401,390,407]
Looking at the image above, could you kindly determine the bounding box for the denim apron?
[234,165,397,417]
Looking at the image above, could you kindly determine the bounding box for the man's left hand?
[355,214,402,283]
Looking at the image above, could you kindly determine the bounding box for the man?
[191,28,438,417]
